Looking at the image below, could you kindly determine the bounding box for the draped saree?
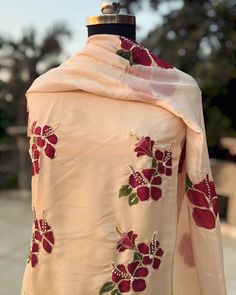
[21,34,227,295]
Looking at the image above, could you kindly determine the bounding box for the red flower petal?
[150,186,162,201]
[142,168,156,182]
[150,53,173,69]
[44,231,55,245]
[33,149,40,160]
[192,208,216,229]
[44,143,55,159]
[152,257,161,269]
[36,137,46,148]
[142,256,152,265]
[151,176,162,185]
[112,264,127,283]
[47,134,58,144]
[132,47,152,66]
[31,241,39,253]
[127,261,140,275]
[134,136,154,157]
[155,150,163,161]
[193,175,216,200]
[39,219,51,231]
[137,186,150,201]
[129,173,142,188]
[155,248,164,257]
[34,230,42,242]
[133,266,149,277]
[31,253,38,267]
[165,167,172,176]
[34,126,41,135]
[43,238,53,253]
[187,189,209,208]
[118,280,131,293]
[157,163,165,174]
[132,279,146,292]
[137,243,149,254]
[120,37,133,50]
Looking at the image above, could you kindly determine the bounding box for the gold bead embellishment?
[111,261,132,280]
[150,231,159,255]
[163,141,175,162]
[114,223,124,237]
[41,209,48,232]
[128,164,148,185]
[129,130,141,141]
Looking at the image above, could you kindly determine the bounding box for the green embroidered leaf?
[129,193,139,206]
[119,184,133,198]
[99,282,115,295]
[133,251,143,261]
[111,289,121,295]
[186,174,193,190]
[152,159,157,168]
[116,49,132,61]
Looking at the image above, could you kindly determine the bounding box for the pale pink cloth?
[21,34,227,295]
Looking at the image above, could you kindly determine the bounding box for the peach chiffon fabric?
[21,34,227,295]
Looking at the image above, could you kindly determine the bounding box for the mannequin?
[86,0,136,41]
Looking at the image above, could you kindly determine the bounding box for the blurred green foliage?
[0,22,71,139]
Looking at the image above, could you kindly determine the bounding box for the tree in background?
[0,23,71,142]
[122,0,236,157]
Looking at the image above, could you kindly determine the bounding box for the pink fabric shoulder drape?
[21,34,227,295]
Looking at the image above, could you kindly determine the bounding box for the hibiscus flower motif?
[129,166,162,201]
[154,149,173,176]
[116,230,138,252]
[29,121,59,176]
[30,143,40,176]
[27,208,55,268]
[34,123,59,159]
[27,233,40,268]
[134,136,155,158]
[117,35,173,69]
[111,261,149,293]
[34,209,55,253]
[186,174,219,229]
[137,232,164,270]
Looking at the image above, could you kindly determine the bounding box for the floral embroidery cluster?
[116,36,173,69]
[27,207,55,267]
[99,224,164,294]
[29,121,59,176]
[119,132,175,206]
[186,173,219,229]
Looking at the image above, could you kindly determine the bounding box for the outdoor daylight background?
[0,0,235,294]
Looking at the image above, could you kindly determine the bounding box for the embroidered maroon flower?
[34,210,55,253]
[186,174,219,229]
[129,166,162,201]
[154,149,172,176]
[29,121,59,176]
[117,230,138,252]
[134,136,155,157]
[27,234,40,268]
[118,36,173,69]
[27,208,55,268]
[30,143,40,176]
[112,261,148,293]
[137,232,164,270]
[34,124,58,159]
